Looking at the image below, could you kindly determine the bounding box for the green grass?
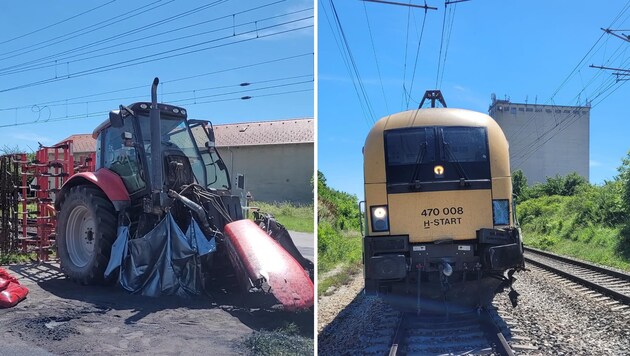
[524,230,630,271]
[317,225,362,274]
[250,201,313,233]
[318,263,362,297]
[0,251,33,265]
[518,193,630,272]
[243,323,314,356]
[317,225,363,296]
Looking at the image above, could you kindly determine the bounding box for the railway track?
[389,308,515,355]
[523,246,630,306]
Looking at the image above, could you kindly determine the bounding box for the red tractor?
[53,78,313,310]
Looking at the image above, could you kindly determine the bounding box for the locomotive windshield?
[384,126,490,192]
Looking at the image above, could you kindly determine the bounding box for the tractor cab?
[93,102,231,199]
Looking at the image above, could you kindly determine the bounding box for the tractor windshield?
[137,115,229,190]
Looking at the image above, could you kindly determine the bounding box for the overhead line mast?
[361,0,438,11]
[590,28,630,82]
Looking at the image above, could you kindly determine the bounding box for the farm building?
[54,118,314,204]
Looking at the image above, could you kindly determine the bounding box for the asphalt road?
[290,230,314,262]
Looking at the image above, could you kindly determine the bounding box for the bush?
[516,168,630,270]
[317,171,363,275]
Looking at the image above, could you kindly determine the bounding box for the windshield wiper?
[409,141,427,189]
[442,142,470,186]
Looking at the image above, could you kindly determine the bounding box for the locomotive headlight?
[434,165,444,178]
[492,199,510,225]
[371,205,389,232]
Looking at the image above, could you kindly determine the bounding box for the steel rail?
[389,310,515,356]
[480,309,515,356]
[524,246,630,282]
[388,313,407,356]
[524,248,630,305]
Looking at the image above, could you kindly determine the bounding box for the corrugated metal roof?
[212,118,314,147]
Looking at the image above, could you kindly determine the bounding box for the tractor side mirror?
[109,111,124,128]
[236,174,245,190]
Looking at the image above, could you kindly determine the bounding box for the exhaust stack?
[150,77,165,210]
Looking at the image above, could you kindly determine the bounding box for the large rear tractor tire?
[56,185,117,285]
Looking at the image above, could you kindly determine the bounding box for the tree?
[512,170,528,202]
[561,172,587,196]
[616,151,630,258]
[619,151,630,213]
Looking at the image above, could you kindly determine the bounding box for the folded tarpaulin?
[0,268,29,308]
[104,212,216,297]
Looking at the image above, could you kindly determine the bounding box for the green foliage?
[318,222,362,273]
[317,171,363,281]
[619,150,630,210]
[618,150,630,258]
[512,170,527,203]
[516,168,630,270]
[518,171,588,201]
[317,171,361,232]
[0,252,32,264]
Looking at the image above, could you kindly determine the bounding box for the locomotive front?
[362,108,524,311]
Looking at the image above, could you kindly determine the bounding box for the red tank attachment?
[0,268,29,308]
[223,219,313,311]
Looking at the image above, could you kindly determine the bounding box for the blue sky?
[0,0,313,151]
[319,0,630,199]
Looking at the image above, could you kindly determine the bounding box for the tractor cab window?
[137,116,230,190]
[103,120,146,193]
[189,123,230,190]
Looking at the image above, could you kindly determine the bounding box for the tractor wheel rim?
[65,205,95,268]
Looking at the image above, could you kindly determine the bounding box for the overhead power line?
[362,1,390,113]
[0,0,117,47]
[0,0,176,62]
[362,0,437,10]
[0,6,311,77]
[323,0,376,125]
[0,86,313,129]
[405,4,429,109]
[506,1,630,150]
[0,52,312,111]
[0,17,313,93]
[1,74,312,111]
[0,1,289,75]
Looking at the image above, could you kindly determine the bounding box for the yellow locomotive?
[363,96,524,311]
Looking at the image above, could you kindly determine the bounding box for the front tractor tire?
[57,185,117,285]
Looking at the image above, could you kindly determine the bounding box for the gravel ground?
[494,265,630,355]
[318,266,630,355]
[0,261,313,355]
[318,272,398,355]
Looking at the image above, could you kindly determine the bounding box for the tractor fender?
[223,219,314,311]
[55,169,130,211]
